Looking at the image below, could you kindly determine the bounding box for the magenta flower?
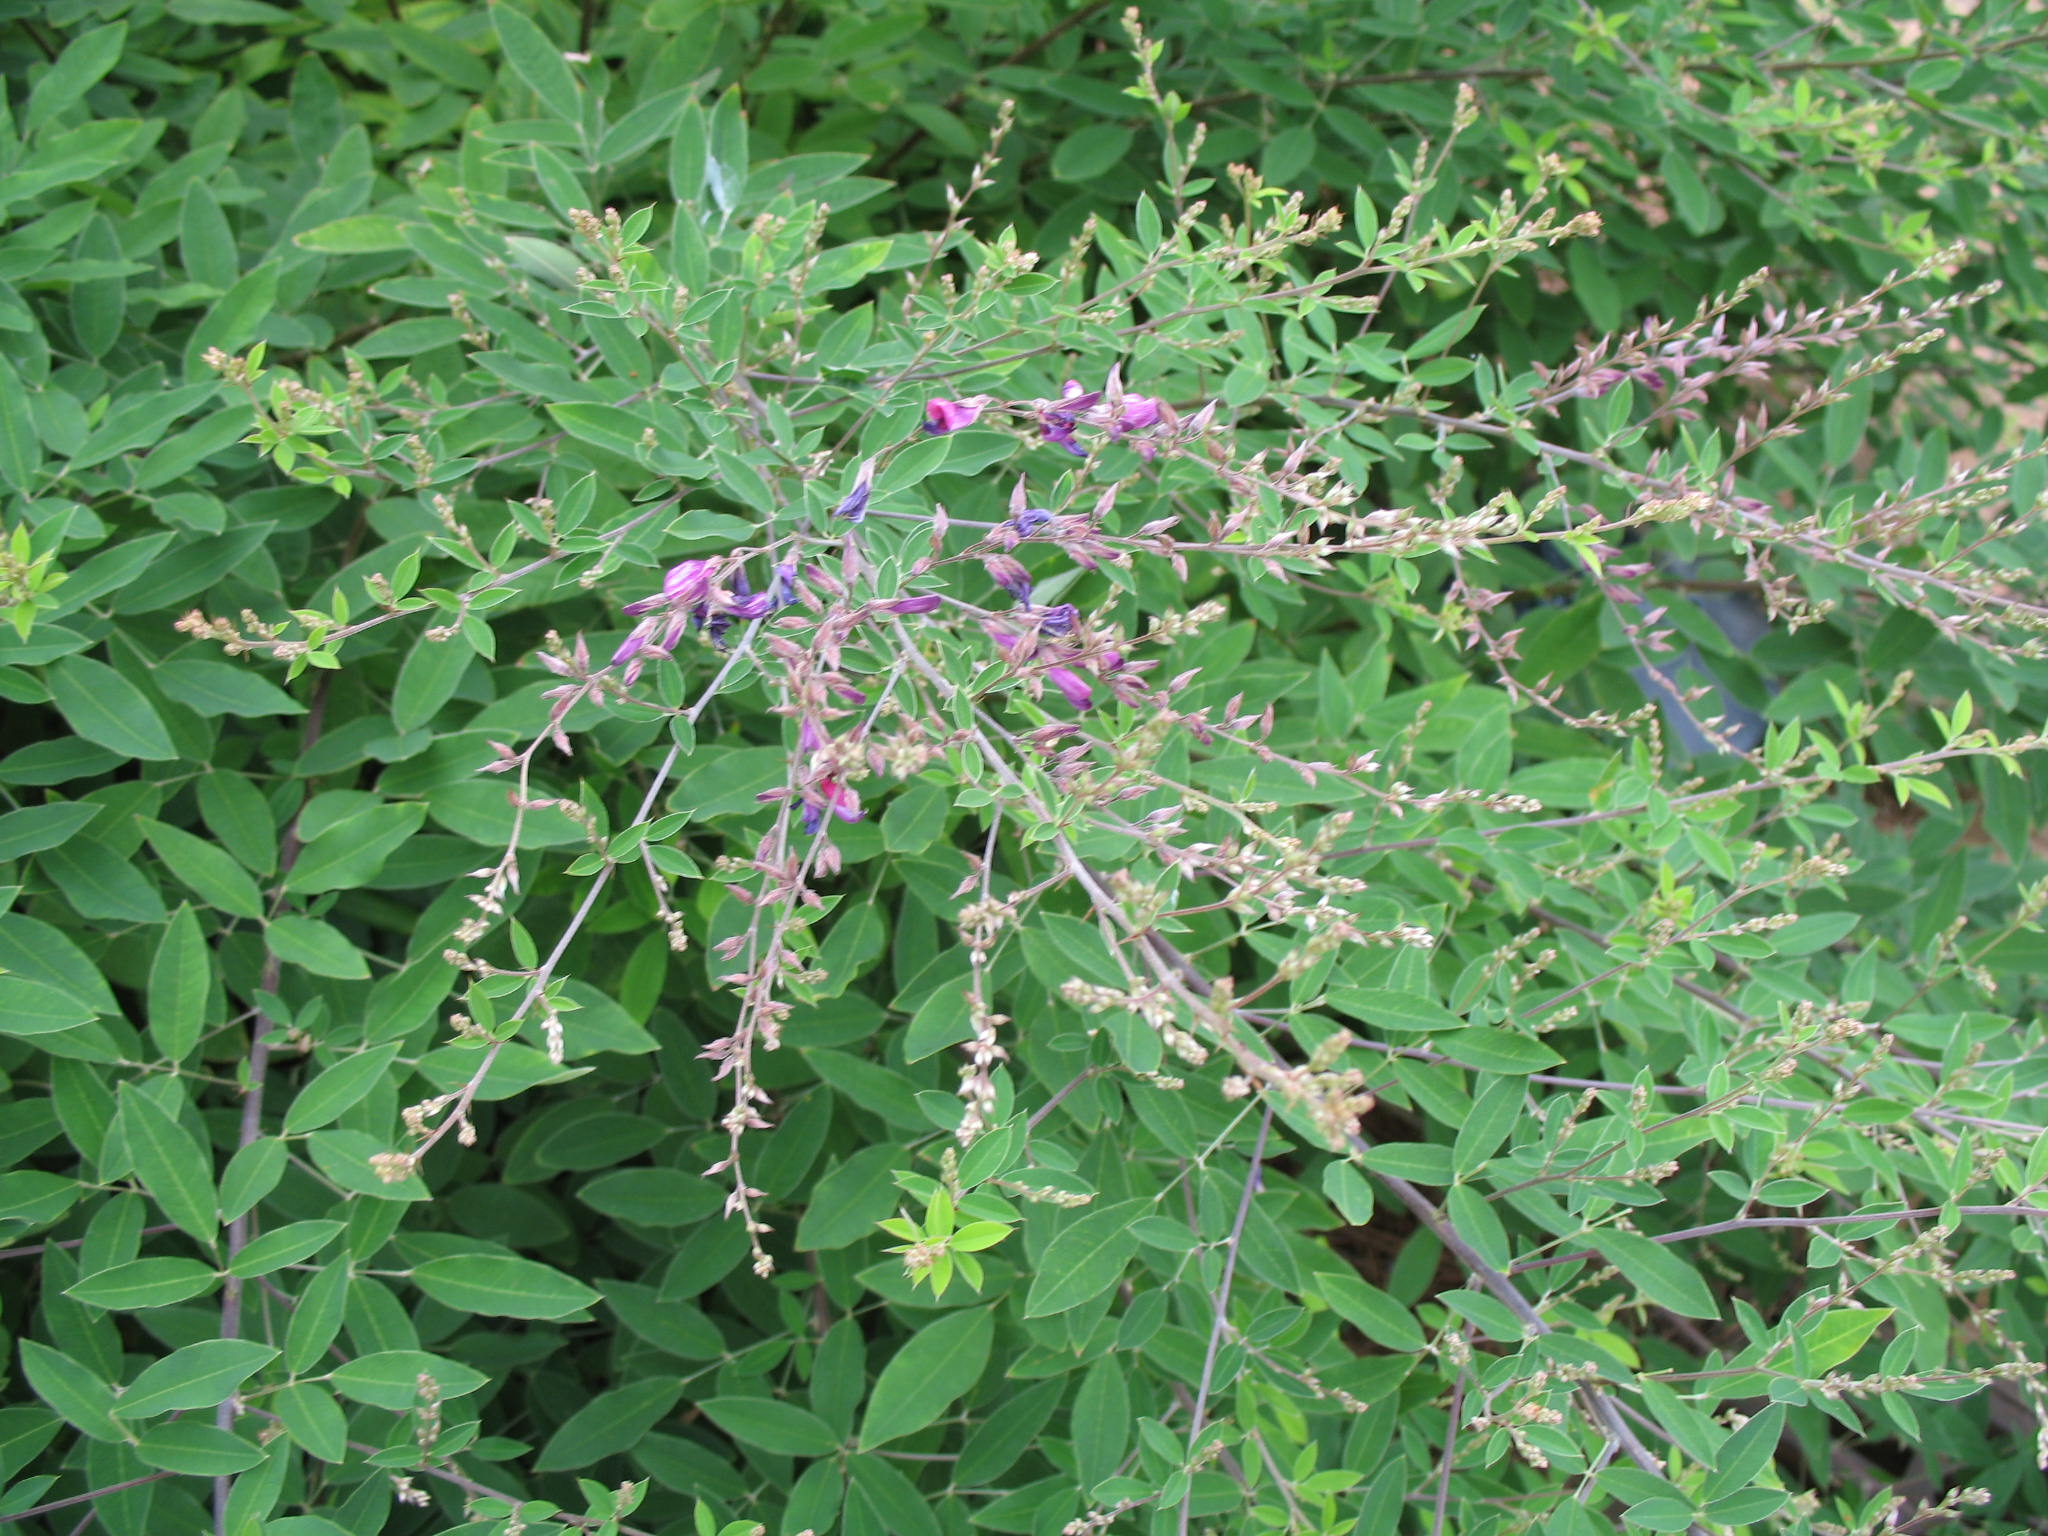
[1101,393,1162,436]
[802,776,863,835]
[1048,667,1093,712]
[924,396,990,434]
[665,559,713,603]
[887,595,943,614]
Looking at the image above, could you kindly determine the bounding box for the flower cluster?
[924,366,1172,460]
[609,557,800,680]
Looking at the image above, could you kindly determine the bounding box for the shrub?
[1,6,2046,1536]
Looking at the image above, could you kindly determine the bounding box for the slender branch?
[1188,27,2048,109]
[1432,1373,1465,1536]
[0,1473,176,1526]
[217,667,336,1536]
[1178,1105,1271,1536]
[0,1225,179,1263]
[1511,1203,2048,1274]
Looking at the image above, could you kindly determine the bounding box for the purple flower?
[1103,393,1163,436]
[887,595,943,614]
[1037,382,1099,457]
[1039,411,1088,456]
[802,776,863,834]
[1038,603,1078,637]
[834,458,878,522]
[1048,666,1093,712]
[611,629,649,668]
[924,396,989,434]
[799,717,827,754]
[727,591,774,619]
[1011,507,1054,538]
[664,559,713,604]
[774,562,800,606]
[822,778,862,821]
[986,556,1033,604]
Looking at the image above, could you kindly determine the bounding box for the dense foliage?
[2,5,2048,1536]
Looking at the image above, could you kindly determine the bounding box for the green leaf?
[219,1137,287,1225]
[18,1340,125,1442]
[0,356,43,491]
[882,779,950,853]
[273,1382,348,1462]
[1052,125,1134,182]
[141,819,265,920]
[492,5,582,117]
[0,801,100,860]
[411,1254,601,1319]
[295,215,408,254]
[392,631,473,734]
[113,1339,278,1418]
[858,1305,993,1450]
[154,659,306,718]
[1435,1026,1563,1074]
[285,1262,350,1376]
[1327,986,1465,1032]
[119,1086,218,1244]
[284,803,427,895]
[1070,1352,1132,1492]
[846,1451,943,1536]
[1022,1198,1148,1317]
[134,1421,264,1476]
[536,1377,686,1471]
[809,238,892,292]
[1356,1142,1455,1185]
[0,976,97,1036]
[147,904,209,1062]
[282,1045,400,1134]
[46,655,177,761]
[308,1129,430,1202]
[266,915,369,980]
[66,1257,220,1310]
[1703,1403,1783,1503]
[179,183,238,290]
[37,834,165,923]
[547,401,652,458]
[25,21,127,136]
[795,1144,907,1250]
[577,1168,724,1228]
[197,770,278,876]
[226,1219,345,1279]
[700,1396,841,1458]
[1322,1161,1373,1224]
[184,259,280,377]
[1314,1270,1426,1351]
[955,1377,1066,1485]
[328,1349,491,1410]
[1595,1231,1718,1320]
[1799,1307,1893,1372]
